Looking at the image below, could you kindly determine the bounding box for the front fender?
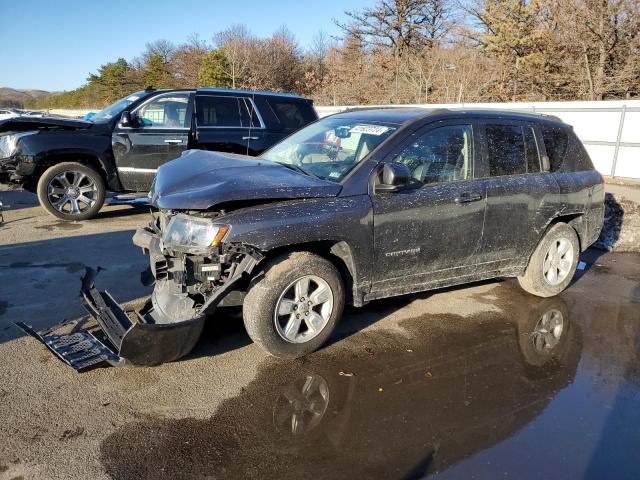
[222,195,374,305]
[21,130,119,188]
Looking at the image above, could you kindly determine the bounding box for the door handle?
[455,192,482,204]
[164,139,183,144]
[242,136,259,140]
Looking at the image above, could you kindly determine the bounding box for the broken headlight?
[162,214,229,252]
[0,131,37,159]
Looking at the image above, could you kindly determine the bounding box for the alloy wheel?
[47,170,98,215]
[543,238,574,285]
[274,275,334,344]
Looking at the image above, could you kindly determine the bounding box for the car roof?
[148,88,305,100]
[195,88,302,98]
[329,107,442,125]
[328,107,567,127]
[446,109,565,124]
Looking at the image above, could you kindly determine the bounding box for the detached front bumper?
[17,223,263,372]
[16,269,205,371]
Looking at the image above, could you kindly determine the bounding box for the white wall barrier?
[316,100,640,180]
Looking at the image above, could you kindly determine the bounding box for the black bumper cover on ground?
[15,269,205,372]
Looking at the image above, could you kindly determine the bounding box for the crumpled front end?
[17,211,263,371]
[132,212,264,317]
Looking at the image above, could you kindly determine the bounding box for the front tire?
[517,222,579,297]
[37,162,105,221]
[243,252,345,358]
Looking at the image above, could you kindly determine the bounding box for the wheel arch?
[546,213,585,252]
[255,240,362,307]
[522,213,584,274]
[29,151,120,191]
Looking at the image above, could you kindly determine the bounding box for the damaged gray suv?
[19,108,605,371]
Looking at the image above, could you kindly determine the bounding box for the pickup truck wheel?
[243,252,345,358]
[37,162,105,221]
[517,223,579,297]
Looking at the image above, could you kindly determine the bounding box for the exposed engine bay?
[16,209,264,371]
[133,210,264,324]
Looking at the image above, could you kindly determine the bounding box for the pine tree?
[198,49,232,88]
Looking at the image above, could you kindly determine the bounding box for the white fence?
[46,100,640,180]
[46,109,94,118]
[316,100,640,180]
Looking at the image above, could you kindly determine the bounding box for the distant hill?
[0,87,56,107]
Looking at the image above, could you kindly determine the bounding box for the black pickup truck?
[0,88,317,220]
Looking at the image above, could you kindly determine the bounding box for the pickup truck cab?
[18,108,605,371]
[0,88,317,220]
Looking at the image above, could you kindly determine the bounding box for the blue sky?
[0,0,371,91]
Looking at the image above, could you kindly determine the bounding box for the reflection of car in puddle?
[271,296,579,451]
[100,292,582,479]
[273,375,330,436]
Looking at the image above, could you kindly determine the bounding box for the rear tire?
[37,162,105,221]
[517,222,579,297]
[243,252,345,358]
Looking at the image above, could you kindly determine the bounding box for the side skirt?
[364,266,525,302]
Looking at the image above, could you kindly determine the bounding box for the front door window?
[393,124,474,184]
[136,93,191,129]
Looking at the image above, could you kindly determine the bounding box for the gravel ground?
[0,186,638,479]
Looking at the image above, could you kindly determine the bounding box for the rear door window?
[239,98,261,128]
[541,125,569,171]
[485,124,527,176]
[523,126,540,173]
[267,99,316,128]
[196,96,259,128]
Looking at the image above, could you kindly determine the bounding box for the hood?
[0,116,92,133]
[149,149,342,210]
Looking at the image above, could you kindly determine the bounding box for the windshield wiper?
[274,162,320,179]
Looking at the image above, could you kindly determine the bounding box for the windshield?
[90,91,148,123]
[260,117,397,182]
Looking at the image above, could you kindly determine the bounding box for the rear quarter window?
[267,99,316,129]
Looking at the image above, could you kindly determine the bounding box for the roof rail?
[196,88,302,98]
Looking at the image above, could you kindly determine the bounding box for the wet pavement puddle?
[99,280,640,480]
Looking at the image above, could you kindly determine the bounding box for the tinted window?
[485,124,527,176]
[524,126,540,173]
[136,93,190,128]
[196,96,241,127]
[195,96,259,128]
[268,99,315,128]
[239,98,261,128]
[393,125,474,184]
[541,125,569,171]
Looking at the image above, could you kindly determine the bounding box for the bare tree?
[215,24,255,89]
[335,0,453,101]
[142,39,175,63]
[171,34,210,88]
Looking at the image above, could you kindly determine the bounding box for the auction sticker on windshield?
[350,125,391,135]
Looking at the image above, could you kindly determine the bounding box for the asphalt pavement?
[0,186,639,480]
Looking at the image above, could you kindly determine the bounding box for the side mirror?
[119,111,133,127]
[375,163,411,193]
